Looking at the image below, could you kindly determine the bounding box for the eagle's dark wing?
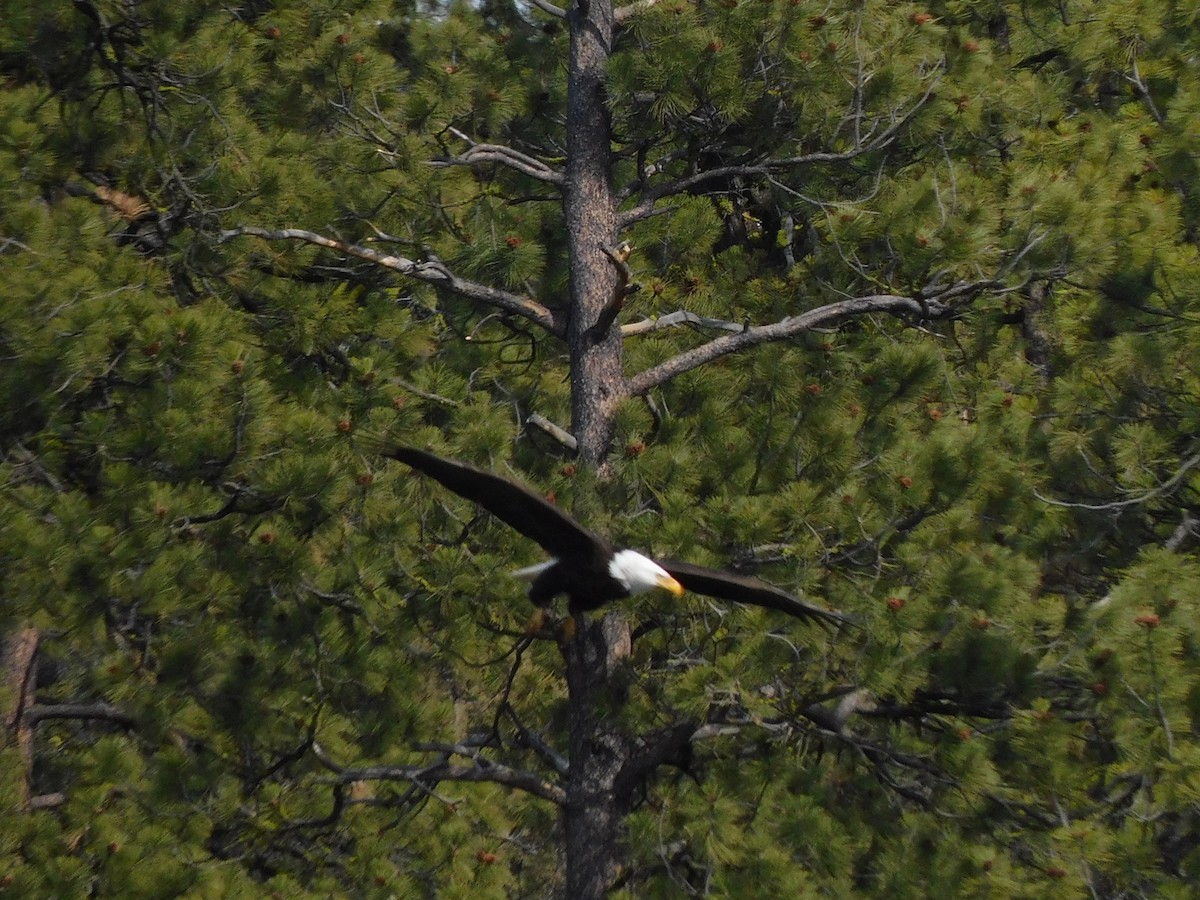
[379,445,609,561]
[657,558,849,628]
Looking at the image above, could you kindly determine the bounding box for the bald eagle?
[376,445,846,628]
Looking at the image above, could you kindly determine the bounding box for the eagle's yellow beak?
[658,574,685,597]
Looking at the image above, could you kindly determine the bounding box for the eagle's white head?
[608,549,684,597]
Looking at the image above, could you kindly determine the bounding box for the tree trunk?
[565,0,622,468]
[563,618,629,897]
[562,0,630,892]
[561,2,644,893]
[3,627,39,811]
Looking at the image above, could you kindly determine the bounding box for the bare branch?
[615,0,663,23]
[28,793,67,810]
[690,723,742,741]
[621,309,749,337]
[1124,55,1166,126]
[311,741,566,806]
[528,0,567,17]
[624,282,995,397]
[620,73,943,226]
[281,783,348,830]
[8,443,65,492]
[433,129,564,186]
[1165,511,1198,552]
[528,412,578,452]
[221,226,562,336]
[0,236,38,255]
[587,242,639,340]
[1033,448,1200,512]
[504,705,569,776]
[769,70,942,167]
[25,703,137,728]
[803,689,877,734]
[390,376,460,408]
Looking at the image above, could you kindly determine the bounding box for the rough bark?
[565,0,623,468]
[1019,280,1054,387]
[559,2,635,894]
[563,616,629,898]
[3,627,39,811]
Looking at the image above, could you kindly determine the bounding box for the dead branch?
[1165,511,1198,552]
[587,242,639,341]
[503,704,570,776]
[615,721,697,809]
[803,689,877,734]
[621,310,748,337]
[390,376,460,408]
[1033,448,1200,512]
[528,0,567,18]
[619,74,942,225]
[528,412,578,452]
[24,703,137,728]
[311,740,566,806]
[433,129,564,185]
[614,0,662,22]
[221,227,562,336]
[623,281,997,398]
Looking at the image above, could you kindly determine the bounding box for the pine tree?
[2,0,1199,896]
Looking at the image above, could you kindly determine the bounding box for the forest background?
[2,0,1199,896]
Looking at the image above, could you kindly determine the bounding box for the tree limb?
[623,283,994,397]
[1165,511,1198,552]
[221,227,562,336]
[614,0,662,23]
[24,703,137,728]
[614,721,697,810]
[1124,55,1166,126]
[619,74,942,224]
[803,688,877,734]
[621,309,749,337]
[311,741,566,806]
[587,242,639,341]
[503,704,569,777]
[433,130,565,186]
[8,444,65,492]
[1033,448,1200,512]
[528,412,578,452]
[527,0,567,18]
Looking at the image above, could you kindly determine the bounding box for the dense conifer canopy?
[1,0,1198,895]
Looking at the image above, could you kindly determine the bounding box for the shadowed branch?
[311,740,566,806]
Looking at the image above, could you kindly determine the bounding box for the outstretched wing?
[657,558,850,628]
[377,444,609,561]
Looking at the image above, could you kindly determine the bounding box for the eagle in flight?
[376,445,847,629]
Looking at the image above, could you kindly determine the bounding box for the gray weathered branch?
[528,412,578,452]
[621,309,749,337]
[1033,448,1200,512]
[623,282,996,397]
[614,0,662,22]
[311,740,566,806]
[221,226,563,336]
[433,129,564,185]
[528,0,567,18]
